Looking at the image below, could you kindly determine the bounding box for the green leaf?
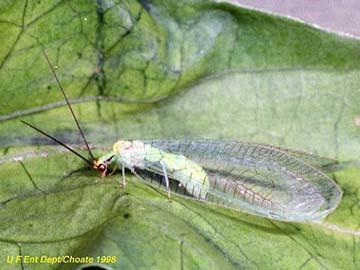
[0,0,359,269]
[0,147,359,269]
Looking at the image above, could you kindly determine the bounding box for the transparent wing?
[254,143,338,169]
[138,139,342,222]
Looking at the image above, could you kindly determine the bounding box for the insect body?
[94,140,209,199]
[21,49,342,223]
[90,138,342,222]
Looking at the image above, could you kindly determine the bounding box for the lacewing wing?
[136,139,342,222]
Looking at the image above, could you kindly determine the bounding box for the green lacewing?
[21,49,342,222]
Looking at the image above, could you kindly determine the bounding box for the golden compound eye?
[98,164,106,172]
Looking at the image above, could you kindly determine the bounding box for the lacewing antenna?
[41,48,95,161]
[21,120,94,167]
